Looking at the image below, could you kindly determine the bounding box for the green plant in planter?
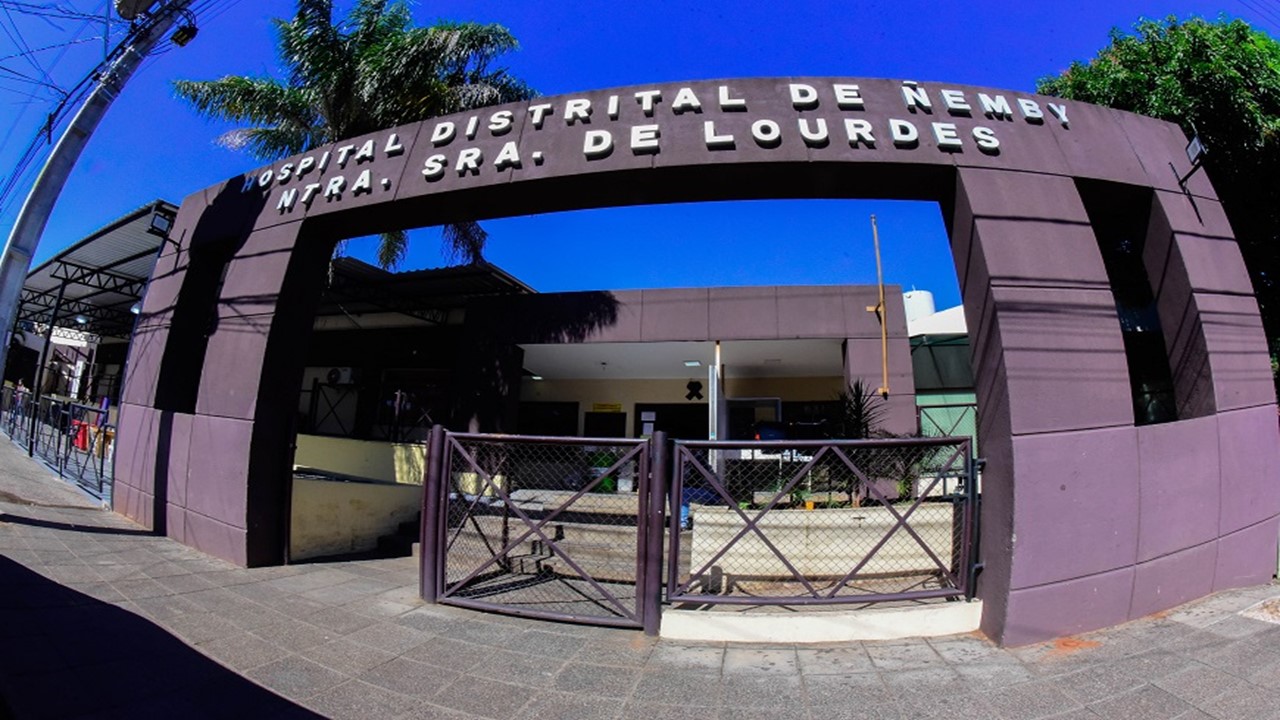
[588,449,616,493]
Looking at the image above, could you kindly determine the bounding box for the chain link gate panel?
[667,437,976,606]
[429,432,657,628]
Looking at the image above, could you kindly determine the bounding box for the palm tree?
[174,0,535,268]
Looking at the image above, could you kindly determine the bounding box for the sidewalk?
[1,438,1278,720]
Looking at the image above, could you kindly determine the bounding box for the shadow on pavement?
[0,556,322,719]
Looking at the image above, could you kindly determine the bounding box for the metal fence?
[0,387,115,500]
[667,437,975,606]
[423,429,661,630]
[419,428,979,632]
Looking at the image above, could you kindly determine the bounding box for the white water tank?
[903,290,936,324]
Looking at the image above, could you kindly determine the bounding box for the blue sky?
[2,0,1275,310]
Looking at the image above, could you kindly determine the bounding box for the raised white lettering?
[422,154,447,180]
[1047,103,1070,127]
[324,175,345,198]
[384,133,404,156]
[431,122,456,146]
[489,111,513,135]
[833,84,864,109]
[671,87,702,114]
[901,84,932,113]
[1018,98,1044,123]
[353,139,376,163]
[704,121,734,149]
[790,83,819,109]
[973,126,1000,153]
[890,119,919,147]
[528,103,554,129]
[336,144,357,167]
[932,122,962,150]
[635,90,662,117]
[940,90,971,115]
[845,119,876,147]
[752,119,782,147]
[494,141,522,170]
[351,169,373,195]
[799,118,828,147]
[979,94,1013,120]
[456,148,483,175]
[276,187,298,211]
[565,98,592,125]
[631,124,660,154]
[718,85,747,111]
[583,130,613,159]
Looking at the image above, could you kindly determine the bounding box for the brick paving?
[1,439,1278,719]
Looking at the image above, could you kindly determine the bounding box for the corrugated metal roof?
[18,200,176,340]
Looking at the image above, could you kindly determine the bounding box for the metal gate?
[421,428,664,630]
[667,437,976,606]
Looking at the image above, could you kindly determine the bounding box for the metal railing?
[667,437,976,606]
[0,386,115,500]
[423,429,659,630]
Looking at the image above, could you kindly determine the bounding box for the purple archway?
[113,77,1279,645]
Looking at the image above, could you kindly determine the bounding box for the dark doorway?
[634,403,708,440]
[584,411,626,438]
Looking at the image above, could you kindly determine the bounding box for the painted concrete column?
[952,167,1138,645]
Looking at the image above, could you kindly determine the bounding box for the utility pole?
[0,0,193,385]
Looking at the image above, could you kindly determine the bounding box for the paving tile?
[1192,686,1280,720]
[198,631,292,671]
[634,669,725,707]
[865,640,946,671]
[803,672,890,705]
[722,646,799,675]
[151,572,217,594]
[470,646,569,687]
[433,617,529,647]
[1153,664,1248,705]
[510,628,591,659]
[621,702,720,720]
[796,645,876,675]
[162,611,244,646]
[302,606,379,635]
[1056,665,1148,704]
[879,666,967,696]
[303,679,420,720]
[249,618,338,652]
[108,577,172,600]
[400,636,491,671]
[357,656,459,698]
[299,637,398,677]
[554,661,642,698]
[720,673,804,709]
[342,621,433,655]
[1086,684,1195,720]
[928,634,1017,664]
[573,634,656,668]
[986,679,1086,720]
[520,690,626,720]
[245,655,347,700]
[647,642,724,672]
[431,676,533,718]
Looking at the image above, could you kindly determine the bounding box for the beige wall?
[290,478,422,561]
[520,376,843,435]
[294,434,427,485]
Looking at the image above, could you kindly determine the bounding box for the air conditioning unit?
[326,367,355,385]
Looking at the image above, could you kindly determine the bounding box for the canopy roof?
[18,200,176,341]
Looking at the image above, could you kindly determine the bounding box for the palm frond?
[376,229,409,270]
[441,221,488,264]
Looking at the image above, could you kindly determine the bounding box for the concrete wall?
[289,477,421,561]
[521,376,845,435]
[293,434,426,485]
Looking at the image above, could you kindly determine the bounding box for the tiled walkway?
[1,439,1278,719]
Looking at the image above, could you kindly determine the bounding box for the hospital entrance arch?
[114,77,1279,645]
